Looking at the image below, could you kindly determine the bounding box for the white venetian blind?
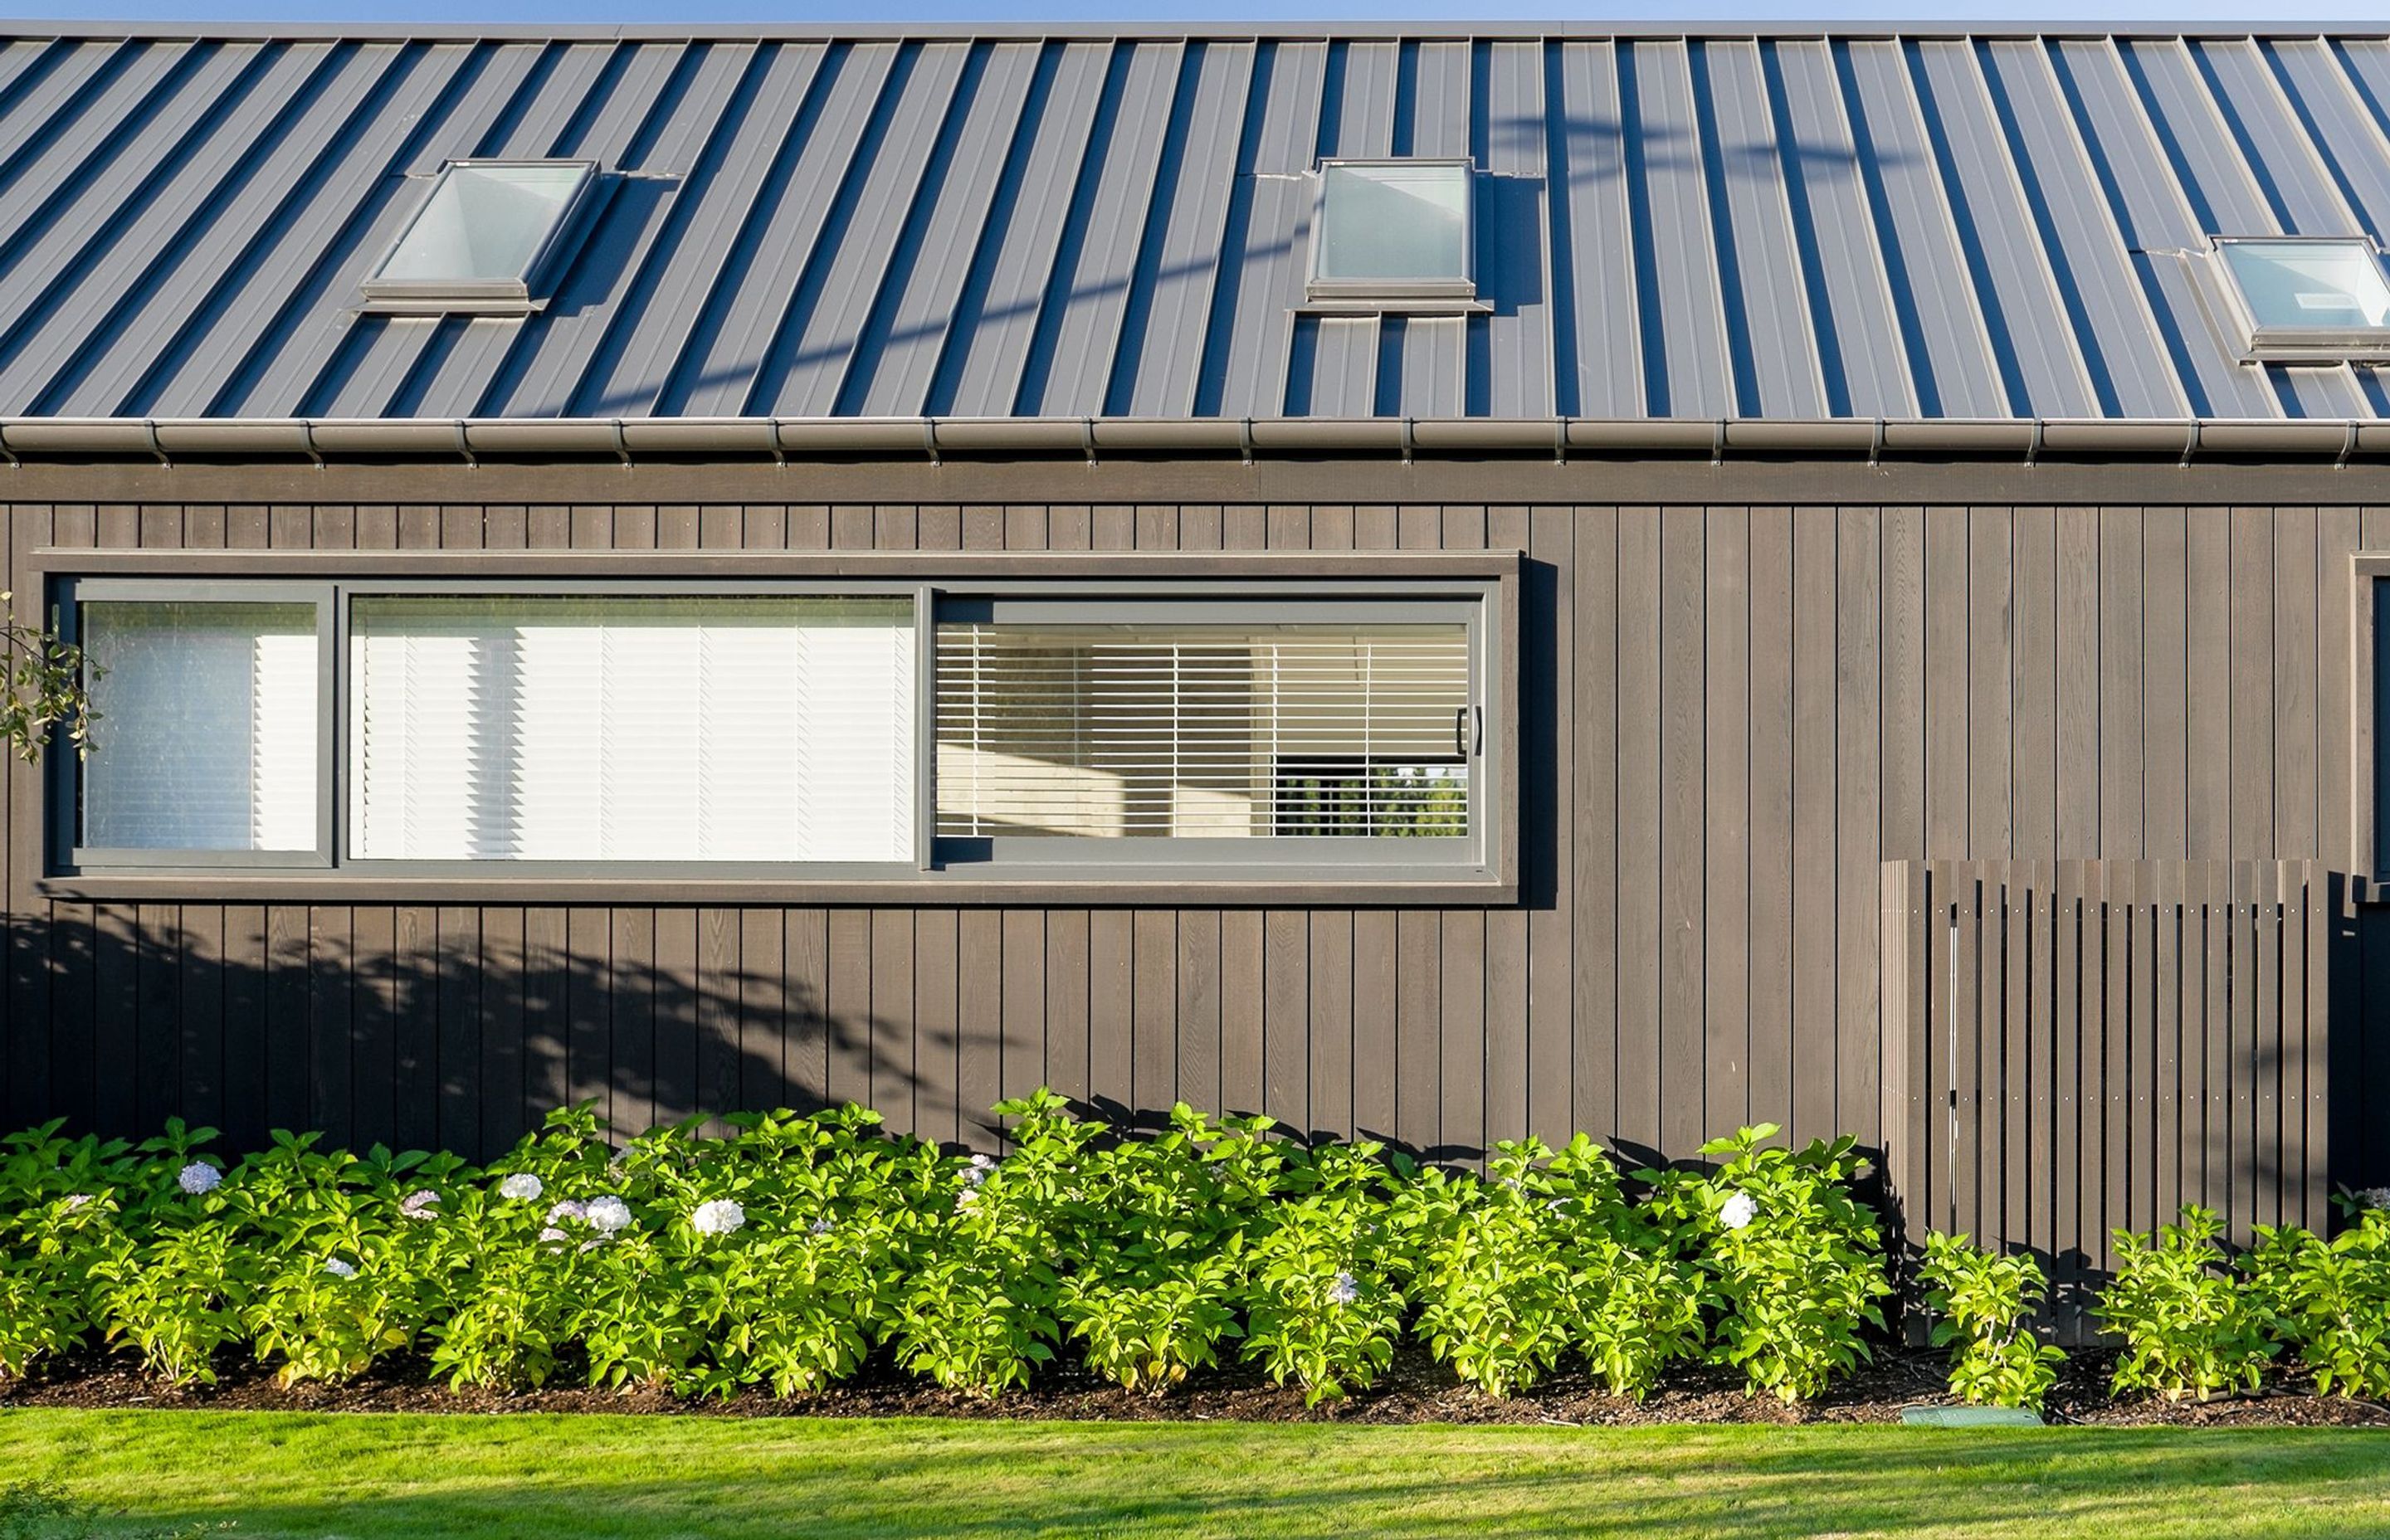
[934,620,1471,840]
[349,596,914,863]
[80,601,320,851]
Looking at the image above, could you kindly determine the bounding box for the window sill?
[32,873,1518,909]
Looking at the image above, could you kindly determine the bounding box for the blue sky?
[12,2,2388,25]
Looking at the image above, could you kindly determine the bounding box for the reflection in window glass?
[80,602,319,851]
[373,162,590,286]
[1314,162,1472,289]
[934,621,1471,840]
[2221,240,2390,331]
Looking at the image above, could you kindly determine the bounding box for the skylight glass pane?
[1316,162,1471,286]
[376,163,590,286]
[2222,240,2390,331]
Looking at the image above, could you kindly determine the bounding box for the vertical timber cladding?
[0,497,2373,1196]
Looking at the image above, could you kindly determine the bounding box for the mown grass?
[2,1410,2388,1539]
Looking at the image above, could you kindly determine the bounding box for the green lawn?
[3,1410,2388,1539]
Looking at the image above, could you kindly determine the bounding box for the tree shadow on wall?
[0,907,957,1162]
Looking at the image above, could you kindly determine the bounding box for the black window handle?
[1454,704,1480,758]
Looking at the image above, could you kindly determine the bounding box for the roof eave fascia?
[2,416,2385,467]
[19,19,2390,43]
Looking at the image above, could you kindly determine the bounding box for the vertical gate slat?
[2054,860,2085,1338]
[2301,864,2332,1235]
[2154,862,2182,1238]
[2025,861,2055,1278]
[2250,860,2279,1233]
[2100,860,2132,1274]
[1975,862,2001,1247]
[2080,860,2108,1284]
[2271,864,2300,1232]
[1969,860,1988,1243]
[2002,860,2030,1256]
[1895,861,1931,1256]
[2205,861,2232,1228]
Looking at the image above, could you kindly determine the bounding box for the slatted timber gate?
[1879,860,2344,1340]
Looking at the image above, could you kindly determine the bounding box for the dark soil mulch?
[7,1343,2388,1427]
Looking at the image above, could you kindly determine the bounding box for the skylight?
[362,160,598,314]
[2217,236,2390,359]
[1308,158,1475,303]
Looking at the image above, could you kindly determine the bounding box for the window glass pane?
[349,595,915,863]
[2222,240,2390,329]
[1316,162,1471,285]
[935,621,1471,839]
[80,602,319,851]
[375,163,588,285]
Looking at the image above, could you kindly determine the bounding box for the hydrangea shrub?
[0,1096,1916,1406]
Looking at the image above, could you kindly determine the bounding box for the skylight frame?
[360,158,601,315]
[2212,234,2390,363]
[1306,157,1479,306]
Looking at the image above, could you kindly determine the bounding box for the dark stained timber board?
[0,490,2372,1285]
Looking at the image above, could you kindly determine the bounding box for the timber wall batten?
[0,492,2379,1246]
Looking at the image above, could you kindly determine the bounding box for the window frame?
[53,578,339,873]
[930,593,1494,880]
[359,158,601,315]
[2212,235,2390,363]
[1306,157,1480,305]
[35,555,1519,906]
[2353,555,2390,880]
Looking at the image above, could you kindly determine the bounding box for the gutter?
[0,416,2383,468]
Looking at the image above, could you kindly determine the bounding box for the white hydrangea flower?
[398,1189,440,1221]
[691,1199,745,1237]
[498,1172,544,1202]
[956,1187,979,1209]
[177,1162,221,1196]
[1719,1191,1758,1231]
[585,1196,633,1235]
[62,1193,93,1212]
[546,1199,588,1226]
[809,1216,836,1236]
[322,1257,356,1279]
[1328,1271,1361,1306]
[968,1153,993,1169]
[2358,1187,2390,1211]
[538,1226,568,1245]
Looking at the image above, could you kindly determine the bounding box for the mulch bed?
[6,1343,2388,1427]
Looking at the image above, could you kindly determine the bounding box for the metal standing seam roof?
[11,22,2390,431]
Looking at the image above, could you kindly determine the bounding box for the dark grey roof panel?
[14,23,2390,424]
[1550,41,1645,418]
[1117,40,1251,418]
[1705,38,1825,419]
[1634,41,1738,417]
[934,41,1109,418]
[1210,40,1324,418]
[1770,37,1914,419]
[1295,312,1376,416]
[1480,38,1553,419]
